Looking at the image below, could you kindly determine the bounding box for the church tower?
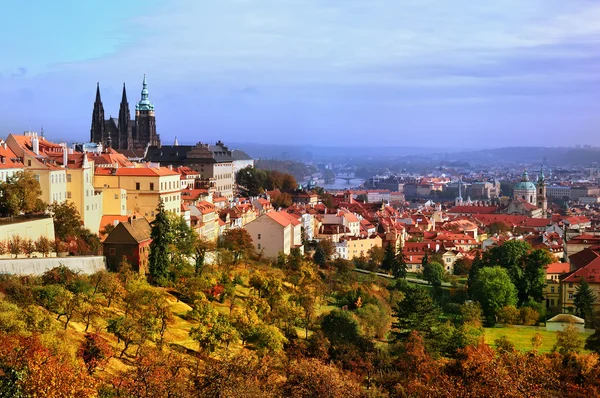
[90,83,105,144]
[118,83,131,150]
[134,75,160,150]
[537,166,548,217]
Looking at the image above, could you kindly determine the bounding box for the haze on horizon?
[1,0,599,148]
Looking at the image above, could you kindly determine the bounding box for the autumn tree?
[219,228,254,264]
[282,358,363,398]
[79,332,113,375]
[0,171,45,216]
[8,235,22,258]
[35,236,53,257]
[553,323,584,355]
[189,301,238,354]
[149,200,172,284]
[107,315,139,357]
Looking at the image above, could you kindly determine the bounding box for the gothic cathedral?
[90,75,161,151]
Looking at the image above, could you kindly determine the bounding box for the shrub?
[8,235,22,258]
[497,305,520,325]
[21,238,36,258]
[520,307,539,326]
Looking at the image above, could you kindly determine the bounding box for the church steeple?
[118,83,131,150]
[136,74,155,112]
[90,83,105,143]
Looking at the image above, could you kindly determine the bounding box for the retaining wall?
[0,256,106,275]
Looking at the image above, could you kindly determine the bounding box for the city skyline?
[1,0,600,148]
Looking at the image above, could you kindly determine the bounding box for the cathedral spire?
[136,74,155,111]
[121,82,128,104]
[95,82,102,103]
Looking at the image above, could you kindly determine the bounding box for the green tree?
[313,245,327,266]
[574,278,597,324]
[423,261,445,287]
[471,267,518,325]
[189,301,238,353]
[321,309,361,346]
[49,201,83,241]
[0,171,45,216]
[381,243,397,273]
[392,246,408,279]
[148,200,172,284]
[391,286,442,343]
[236,167,267,196]
[272,192,293,208]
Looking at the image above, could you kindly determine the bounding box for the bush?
[520,307,539,326]
[497,305,520,325]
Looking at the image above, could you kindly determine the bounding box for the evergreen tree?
[574,278,597,323]
[381,243,396,273]
[148,200,172,284]
[391,246,408,279]
[313,245,327,266]
[391,286,442,343]
[423,261,445,287]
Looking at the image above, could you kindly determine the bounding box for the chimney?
[32,135,39,155]
[1,156,5,165]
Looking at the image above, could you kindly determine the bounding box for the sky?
[1,0,600,148]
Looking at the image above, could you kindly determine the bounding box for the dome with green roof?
[513,170,537,204]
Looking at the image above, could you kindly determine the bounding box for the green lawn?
[484,326,592,353]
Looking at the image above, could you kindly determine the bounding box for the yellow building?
[94,166,181,221]
[102,188,128,217]
[6,133,67,206]
[345,235,383,260]
[560,259,600,313]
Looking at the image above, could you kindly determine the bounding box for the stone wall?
[0,256,106,275]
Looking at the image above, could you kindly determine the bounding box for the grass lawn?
[484,326,592,353]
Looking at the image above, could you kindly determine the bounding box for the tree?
[219,228,254,264]
[381,243,397,273]
[553,323,584,355]
[392,246,408,279]
[35,236,53,257]
[189,301,238,353]
[471,267,518,325]
[281,174,298,193]
[282,358,363,398]
[236,167,267,196]
[49,201,83,242]
[20,237,35,258]
[7,235,22,258]
[453,258,472,275]
[272,192,292,208]
[107,316,138,357]
[192,238,215,276]
[313,245,327,266]
[574,278,597,324]
[246,322,287,356]
[79,332,113,375]
[0,171,45,216]
[423,261,445,287]
[149,200,172,284]
[391,286,442,343]
[321,309,361,346]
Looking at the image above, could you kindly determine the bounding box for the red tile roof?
[95,167,179,177]
[546,262,570,274]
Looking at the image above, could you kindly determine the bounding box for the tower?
[134,74,160,150]
[537,166,548,217]
[118,83,131,150]
[455,177,464,206]
[90,83,105,143]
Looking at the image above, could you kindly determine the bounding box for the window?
[67,192,72,199]
[150,182,154,190]
[258,234,261,240]
[28,160,31,166]
[551,299,555,306]
[569,283,573,288]
[67,174,72,182]
[569,293,574,300]
[551,286,555,293]
[136,182,140,190]
[257,244,261,250]
[109,248,116,255]
[114,194,118,199]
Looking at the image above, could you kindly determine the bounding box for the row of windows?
[163,194,180,203]
[86,204,99,211]
[52,192,66,202]
[51,174,66,184]
[216,174,233,180]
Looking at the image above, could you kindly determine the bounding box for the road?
[353,268,452,287]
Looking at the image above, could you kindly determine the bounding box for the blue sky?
[1,0,600,148]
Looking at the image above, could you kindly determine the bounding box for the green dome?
[514,181,536,191]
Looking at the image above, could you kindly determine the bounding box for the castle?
[90,75,161,152]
